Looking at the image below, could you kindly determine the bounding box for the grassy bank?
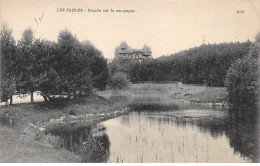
[98,83,228,105]
[0,95,126,162]
[0,83,228,162]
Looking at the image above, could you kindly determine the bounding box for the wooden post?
[30,90,34,103]
[10,95,13,105]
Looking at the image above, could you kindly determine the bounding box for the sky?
[1,0,260,59]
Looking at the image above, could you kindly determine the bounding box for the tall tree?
[17,27,36,102]
[225,33,259,118]
[56,29,95,98]
[1,24,17,105]
[33,39,58,102]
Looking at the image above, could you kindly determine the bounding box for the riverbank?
[98,83,228,106]
[0,95,127,162]
[0,83,228,162]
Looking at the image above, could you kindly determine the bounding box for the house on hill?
[115,42,152,60]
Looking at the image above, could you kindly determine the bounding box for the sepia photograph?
[0,0,259,163]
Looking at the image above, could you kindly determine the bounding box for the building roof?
[118,48,151,55]
[118,49,131,54]
[117,44,152,58]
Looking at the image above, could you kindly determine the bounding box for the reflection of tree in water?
[174,107,259,162]
[226,107,259,162]
[150,106,258,162]
[48,123,110,163]
[79,132,110,162]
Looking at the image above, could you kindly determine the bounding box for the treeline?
[225,35,259,117]
[1,25,109,104]
[129,41,252,86]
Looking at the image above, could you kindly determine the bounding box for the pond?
[47,102,258,163]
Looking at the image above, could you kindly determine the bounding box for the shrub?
[225,55,258,109]
[225,33,259,112]
[109,72,130,90]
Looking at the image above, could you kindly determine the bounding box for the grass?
[99,83,228,104]
[98,83,228,113]
[0,125,81,162]
[0,94,126,162]
[133,83,228,103]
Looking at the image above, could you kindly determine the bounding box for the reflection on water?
[48,104,259,162]
[226,108,259,163]
[101,111,252,163]
[48,124,110,162]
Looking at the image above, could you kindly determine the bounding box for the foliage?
[109,72,130,90]
[89,48,109,91]
[54,29,92,96]
[225,34,259,112]
[0,25,17,102]
[37,29,109,100]
[129,41,252,86]
[1,25,109,103]
[225,55,258,107]
[108,58,136,78]
[129,59,174,82]
[16,28,35,91]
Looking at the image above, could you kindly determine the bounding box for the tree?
[225,55,258,108]
[55,29,104,99]
[225,33,259,117]
[91,51,109,91]
[17,27,36,102]
[80,41,109,91]
[1,24,17,105]
[56,29,81,99]
[129,41,252,85]
[109,72,130,90]
[36,29,109,102]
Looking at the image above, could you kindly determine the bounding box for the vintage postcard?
[0,0,259,163]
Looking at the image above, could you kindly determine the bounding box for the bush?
[225,55,258,109]
[225,33,259,112]
[109,72,130,90]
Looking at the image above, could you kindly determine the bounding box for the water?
[102,111,251,163]
[47,104,258,162]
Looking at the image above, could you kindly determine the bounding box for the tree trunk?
[73,91,76,99]
[69,131,73,150]
[43,95,49,102]
[5,100,8,107]
[79,91,82,97]
[68,90,71,101]
[10,95,13,105]
[31,90,34,103]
